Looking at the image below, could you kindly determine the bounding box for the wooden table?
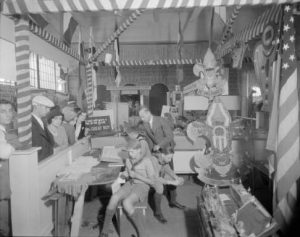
[43,154,121,237]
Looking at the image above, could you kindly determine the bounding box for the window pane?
[29,52,38,87]
[29,52,67,93]
[39,56,56,90]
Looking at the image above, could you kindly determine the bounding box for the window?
[29,52,67,93]
[29,52,38,87]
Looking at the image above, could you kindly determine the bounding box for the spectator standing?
[75,112,87,140]
[31,95,55,162]
[61,106,77,145]
[133,101,141,116]
[47,108,68,149]
[0,100,16,236]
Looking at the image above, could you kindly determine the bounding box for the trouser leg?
[153,192,163,215]
[0,199,10,237]
[166,160,178,204]
[167,185,177,204]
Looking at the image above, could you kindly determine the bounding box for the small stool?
[116,200,147,237]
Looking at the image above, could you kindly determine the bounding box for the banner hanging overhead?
[2,0,300,14]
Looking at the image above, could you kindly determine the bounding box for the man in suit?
[31,95,55,162]
[0,99,15,236]
[139,106,185,224]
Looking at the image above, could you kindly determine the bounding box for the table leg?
[57,195,67,237]
[70,190,87,237]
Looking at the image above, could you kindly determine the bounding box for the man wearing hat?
[31,95,55,162]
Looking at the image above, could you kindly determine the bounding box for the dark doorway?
[149,83,169,116]
[96,85,111,109]
[120,84,140,117]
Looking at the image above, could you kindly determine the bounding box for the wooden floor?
[79,175,203,237]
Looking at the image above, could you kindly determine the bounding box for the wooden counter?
[10,139,90,236]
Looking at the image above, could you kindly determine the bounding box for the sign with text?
[86,116,114,137]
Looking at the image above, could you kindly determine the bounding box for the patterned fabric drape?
[217,5,281,58]
[2,0,300,14]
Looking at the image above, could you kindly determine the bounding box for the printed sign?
[86,116,114,137]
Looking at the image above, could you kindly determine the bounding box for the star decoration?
[290,16,294,23]
[290,35,295,42]
[283,43,289,51]
[282,63,289,70]
[284,24,290,32]
[284,5,291,12]
[289,54,295,61]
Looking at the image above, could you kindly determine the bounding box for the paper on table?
[101,146,122,163]
[57,156,99,177]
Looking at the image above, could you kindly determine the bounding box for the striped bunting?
[2,0,300,14]
[91,9,145,61]
[85,64,94,116]
[220,5,241,45]
[217,4,281,58]
[106,58,202,67]
[273,4,300,229]
[15,18,32,147]
[28,21,81,61]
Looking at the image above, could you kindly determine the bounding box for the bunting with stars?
[273,4,300,229]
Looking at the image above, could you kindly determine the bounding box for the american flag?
[273,4,300,229]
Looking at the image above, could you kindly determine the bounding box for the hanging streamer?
[90,9,145,62]
[105,58,202,67]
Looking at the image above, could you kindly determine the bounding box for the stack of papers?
[101,146,123,164]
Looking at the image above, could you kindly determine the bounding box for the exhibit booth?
[1,0,299,236]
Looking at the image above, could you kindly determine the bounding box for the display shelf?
[197,184,278,237]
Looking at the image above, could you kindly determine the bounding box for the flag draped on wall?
[114,21,121,87]
[176,14,184,83]
[89,27,97,107]
[271,4,300,229]
[77,30,87,111]
[63,13,78,46]
[28,14,48,28]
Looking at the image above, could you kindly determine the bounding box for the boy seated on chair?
[151,148,185,223]
[153,147,184,187]
[100,139,155,237]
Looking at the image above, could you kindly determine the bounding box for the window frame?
[29,52,68,94]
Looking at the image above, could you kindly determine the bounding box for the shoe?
[169,202,186,210]
[99,229,113,237]
[154,213,167,224]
